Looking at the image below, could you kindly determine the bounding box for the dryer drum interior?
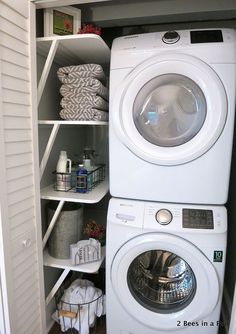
[127,250,196,313]
[133,74,207,147]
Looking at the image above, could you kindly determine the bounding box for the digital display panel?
[183,209,214,229]
[190,30,223,44]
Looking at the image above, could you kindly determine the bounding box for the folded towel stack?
[57,64,109,121]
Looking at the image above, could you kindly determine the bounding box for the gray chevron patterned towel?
[57,64,106,84]
[60,78,109,100]
[60,107,108,121]
[60,93,109,111]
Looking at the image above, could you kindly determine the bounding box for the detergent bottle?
[56,151,72,191]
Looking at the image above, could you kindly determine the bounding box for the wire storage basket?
[55,290,104,334]
[53,278,105,334]
[55,172,73,192]
[54,164,105,193]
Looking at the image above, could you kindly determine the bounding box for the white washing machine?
[109,28,236,204]
[106,197,227,334]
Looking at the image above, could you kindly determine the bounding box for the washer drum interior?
[127,250,196,313]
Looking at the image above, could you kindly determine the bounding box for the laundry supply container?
[47,202,83,259]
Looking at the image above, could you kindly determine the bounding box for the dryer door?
[111,233,219,331]
[112,53,227,165]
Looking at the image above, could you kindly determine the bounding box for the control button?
[155,209,172,225]
[162,31,180,44]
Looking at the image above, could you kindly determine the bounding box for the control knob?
[162,31,180,44]
[155,209,172,225]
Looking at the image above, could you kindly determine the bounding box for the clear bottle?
[83,147,95,170]
[76,164,87,193]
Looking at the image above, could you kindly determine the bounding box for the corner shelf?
[39,120,108,179]
[37,34,110,67]
[39,120,108,126]
[37,33,110,106]
[41,177,109,204]
[44,247,105,273]
[44,247,106,306]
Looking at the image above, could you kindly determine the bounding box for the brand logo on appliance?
[213,251,223,262]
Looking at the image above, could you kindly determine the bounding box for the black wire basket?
[55,290,104,333]
[54,164,105,193]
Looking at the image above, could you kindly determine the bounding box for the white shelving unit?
[44,247,105,272]
[37,34,110,306]
[41,177,109,203]
[39,120,108,125]
[37,33,110,103]
[39,120,108,179]
[44,247,106,305]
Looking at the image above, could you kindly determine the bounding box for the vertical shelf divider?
[37,39,59,104]
[40,123,60,180]
[46,268,70,306]
[42,200,65,249]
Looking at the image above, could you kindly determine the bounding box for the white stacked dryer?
[109,28,236,204]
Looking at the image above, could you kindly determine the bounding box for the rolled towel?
[57,64,106,84]
[60,78,109,100]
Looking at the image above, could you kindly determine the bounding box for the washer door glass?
[127,250,196,313]
[133,74,207,147]
[111,233,220,331]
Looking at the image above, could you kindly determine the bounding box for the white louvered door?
[0,1,46,333]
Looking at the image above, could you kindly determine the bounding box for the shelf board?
[38,120,108,126]
[44,247,105,273]
[41,178,109,203]
[37,34,110,67]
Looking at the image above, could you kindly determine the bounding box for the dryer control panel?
[161,29,224,45]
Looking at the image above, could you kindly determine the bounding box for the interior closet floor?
[49,316,106,334]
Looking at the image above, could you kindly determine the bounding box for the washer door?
[112,53,227,165]
[111,233,219,331]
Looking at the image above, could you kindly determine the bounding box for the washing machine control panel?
[162,31,180,44]
[155,209,173,225]
[182,209,214,229]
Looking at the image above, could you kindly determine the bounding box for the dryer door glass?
[127,249,196,313]
[133,74,207,147]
